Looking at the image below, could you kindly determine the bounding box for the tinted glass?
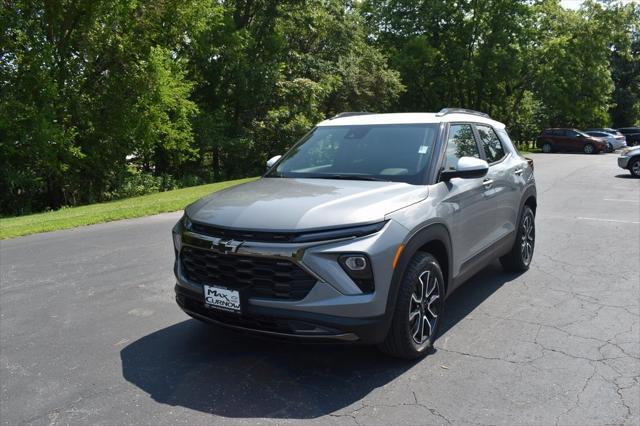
[270,124,439,184]
[496,128,516,152]
[443,124,479,170]
[477,125,506,163]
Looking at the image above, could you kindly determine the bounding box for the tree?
[1,0,203,213]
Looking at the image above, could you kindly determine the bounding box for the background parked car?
[585,131,626,152]
[586,128,627,147]
[618,146,640,177]
[616,127,640,146]
[537,128,608,154]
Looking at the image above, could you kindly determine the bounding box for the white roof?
[317,112,505,129]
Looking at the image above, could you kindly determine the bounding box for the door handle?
[483,179,494,187]
[514,168,523,175]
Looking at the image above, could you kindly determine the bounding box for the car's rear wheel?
[379,252,444,359]
[630,158,640,178]
[542,142,552,153]
[500,205,535,272]
[607,143,614,153]
[584,143,595,154]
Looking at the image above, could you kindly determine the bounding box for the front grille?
[181,245,316,300]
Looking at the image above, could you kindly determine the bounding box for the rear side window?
[477,125,506,163]
[444,124,479,170]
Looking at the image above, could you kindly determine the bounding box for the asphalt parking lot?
[1,152,639,425]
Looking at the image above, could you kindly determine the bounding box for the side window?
[444,124,479,170]
[477,125,506,163]
[496,128,516,153]
[567,130,579,138]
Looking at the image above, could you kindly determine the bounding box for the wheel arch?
[383,222,453,329]
[517,182,537,217]
[524,193,537,216]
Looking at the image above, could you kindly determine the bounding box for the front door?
[439,123,496,277]
[475,124,522,244]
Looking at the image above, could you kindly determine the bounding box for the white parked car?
[585,130,627,152]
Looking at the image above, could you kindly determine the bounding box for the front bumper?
[175,284,388,343]
[172,219,410,343]
[618,156,630,169]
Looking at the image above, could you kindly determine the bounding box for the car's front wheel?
[607,143,614,153]
[542,142,553,153]
[379,252,445,359]
[630,158,640,178]
[584,143,595,154]
[500,205,535,272]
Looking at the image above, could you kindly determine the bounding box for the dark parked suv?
[617,127,640,146]
[537,128,607,154]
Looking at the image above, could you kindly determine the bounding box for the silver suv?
[172,109,537,359]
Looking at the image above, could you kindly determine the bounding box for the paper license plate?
[203,285,241,313]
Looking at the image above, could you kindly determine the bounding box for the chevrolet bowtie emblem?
[215,239,242,254]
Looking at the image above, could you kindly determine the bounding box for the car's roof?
[317,112,506,129]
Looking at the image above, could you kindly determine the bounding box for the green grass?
[517,147,542,154]
[0,177,257,240]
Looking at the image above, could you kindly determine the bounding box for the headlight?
[293,221,387,243]
[172,231,182,252]
[183,215,192,230]
[172,214,192,252]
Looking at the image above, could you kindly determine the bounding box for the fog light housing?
[344,256,367,271]
[339,254,374,293]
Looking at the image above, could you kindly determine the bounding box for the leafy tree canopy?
[1,0,638,215]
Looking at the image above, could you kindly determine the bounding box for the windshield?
[268,124,439,184]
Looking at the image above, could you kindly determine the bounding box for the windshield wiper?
[312,174,389,182]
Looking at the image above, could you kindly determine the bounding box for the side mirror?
[440,157,489,181]
[266,155,282,169]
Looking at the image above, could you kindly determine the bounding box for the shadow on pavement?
[614,173,635,179]
[439,262,520,336]
[120,262,516,419]
[120,320,417,418]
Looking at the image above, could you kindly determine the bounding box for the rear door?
[554,129,569,150]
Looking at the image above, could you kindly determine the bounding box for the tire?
[379,252,445,359]
[607,143,613,153]
[542,142,552,153]
[500,205,535,272]
[583,143,595,154]
[630,158,640,178]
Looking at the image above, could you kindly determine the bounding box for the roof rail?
[331,112,374,119]
[436,108,490,118]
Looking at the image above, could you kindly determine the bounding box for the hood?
[623,146,640,155]
[186,178,428,231]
